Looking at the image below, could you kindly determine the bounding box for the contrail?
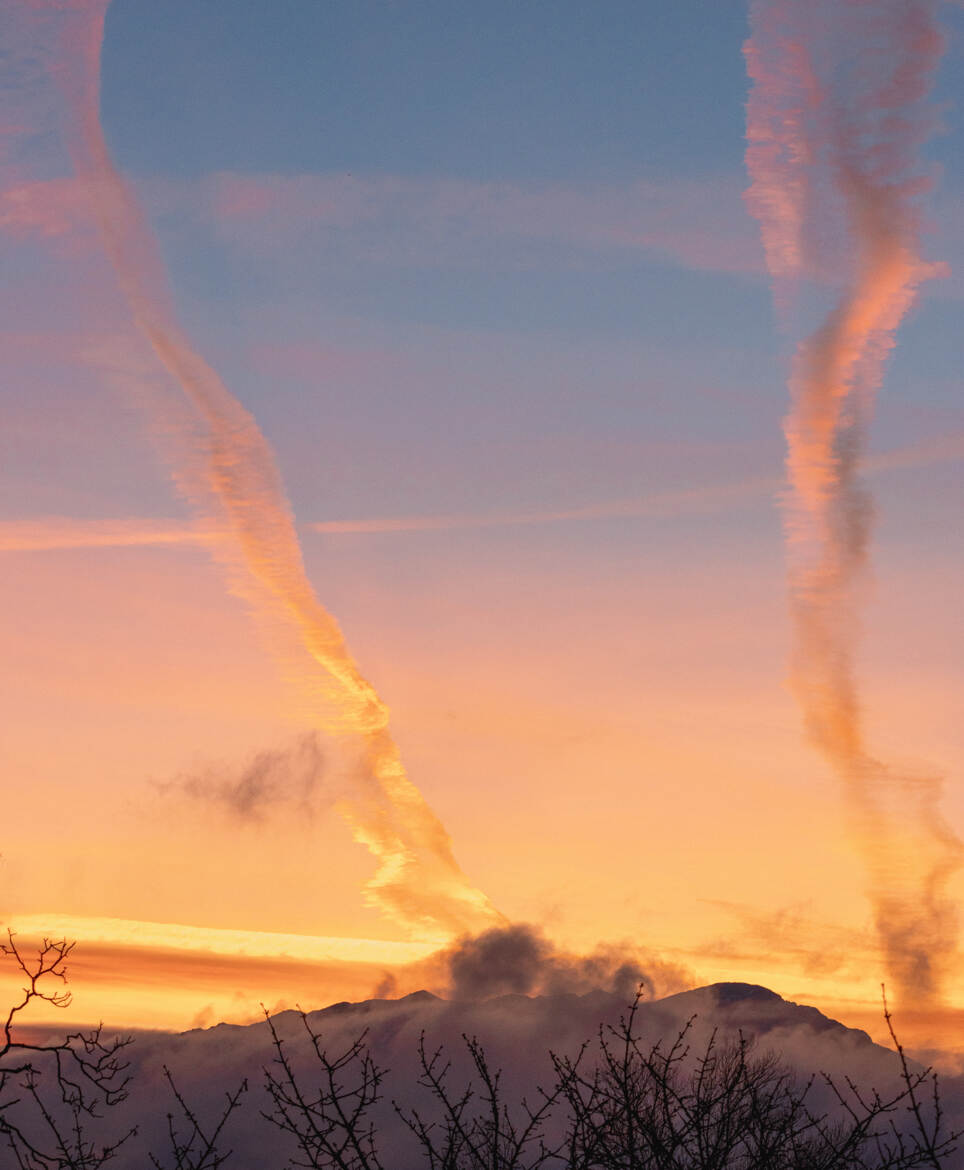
[32,0,501,939]
[0,517,216,552]
[310,433,964,533]
[2,430,963,553]
[746,0,960,1002]
[311,476,778,534]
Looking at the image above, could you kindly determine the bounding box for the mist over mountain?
[72,981,960,1168]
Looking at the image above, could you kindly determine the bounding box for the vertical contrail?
[746,0,960,1001]
[33,0,501,938]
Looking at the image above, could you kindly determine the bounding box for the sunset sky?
[2,0,964,1048]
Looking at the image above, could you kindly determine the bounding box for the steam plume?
[34,0,500,937]
[746,0,960,1000]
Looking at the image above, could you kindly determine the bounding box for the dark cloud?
[371,971,399,1000]
[443,924,690,1002]
[447,924,551,999]
[158,733,326,823]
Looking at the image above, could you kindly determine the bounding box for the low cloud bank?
[10,973,956,1170]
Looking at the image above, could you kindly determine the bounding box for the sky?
[2,0,964,1050]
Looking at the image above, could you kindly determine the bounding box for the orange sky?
[2,0,963,1060]
[3,520,962,1045]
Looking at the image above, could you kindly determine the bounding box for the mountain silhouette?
[87,980,958,1167]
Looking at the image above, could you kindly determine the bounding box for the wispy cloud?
[2,427,960,552]
[0,176,96,250]
[0,517,215,552]
[310,432,964,535]
[203,171,764,275]
[157,733,327,823]
[0,155,765,279]
[746,0,960,1004]
[700,899,881,980]
[310,478,778,535]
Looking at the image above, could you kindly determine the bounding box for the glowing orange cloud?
[1,916,434,1031]
[0,518,214,552]
[746,0,961,1002]
[23,0,501,939]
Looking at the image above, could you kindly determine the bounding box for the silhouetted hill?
[15,983,962,1167]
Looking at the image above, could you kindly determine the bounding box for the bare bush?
[552,989,959,1170]
[262,1008,386,1169]
[148,1068,248,1170]
[394,1030,563,1169]
[0,932,134,1169]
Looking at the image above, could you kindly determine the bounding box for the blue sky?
[91,0,789,537]
[102,1,753,181]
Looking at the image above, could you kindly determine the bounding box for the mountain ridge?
[13,979,961,1168]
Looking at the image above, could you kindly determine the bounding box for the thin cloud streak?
[311,478,777,535]
[2,427,961,552]
[205,170,763,276]
[1,917,439,1030]
[6,914,435,966]
[746,0,961,1004]
[1,168,762,277]
[0,517,216,552]
[311,434,964,535]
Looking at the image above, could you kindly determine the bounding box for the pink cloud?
[0,176,97,255]
[20,164,959,287]
[202,172,767,276]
